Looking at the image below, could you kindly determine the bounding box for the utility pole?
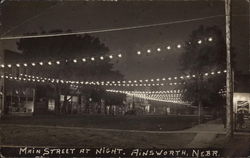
[0,41,4,118]
[249,0,250,73]
[0,3,4,118]
[225,0,234,138]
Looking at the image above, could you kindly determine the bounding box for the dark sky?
[1,0,249,81]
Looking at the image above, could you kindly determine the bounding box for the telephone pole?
[0,2,4,118]
[225,0,234,138]
[249,0,250,73]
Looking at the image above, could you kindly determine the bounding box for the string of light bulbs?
[106,89,183,100]
[106,89,185,94]
[1,68,226,89]
[136,37,213,55]
[106,89,188,105]
[126,93,182,103]
[0,37,213,69]
[3,73,186,87]
[0,53,123,69]
[15,69,226,87]
[5,72,182,100]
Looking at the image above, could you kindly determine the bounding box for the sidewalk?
[186,119,250,152]
[185,119,224,148]
[185,119,225,133]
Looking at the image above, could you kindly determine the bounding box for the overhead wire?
[0,14,224,40]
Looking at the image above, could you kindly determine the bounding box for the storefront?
[233,93,250,114]
[5,87,35,116]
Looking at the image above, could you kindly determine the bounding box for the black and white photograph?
[0,0,250,157]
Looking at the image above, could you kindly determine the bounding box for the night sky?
[1,0,249,81]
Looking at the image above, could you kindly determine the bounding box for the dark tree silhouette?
[6,30,124,113]
[179,25,234,120]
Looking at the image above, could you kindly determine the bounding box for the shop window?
[48,99,55,111]
[72,96,78,103]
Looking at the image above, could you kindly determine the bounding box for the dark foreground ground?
[0,114,198,131]
[1,115,250,157]
[0,115,199,147]
[1,125,196,148]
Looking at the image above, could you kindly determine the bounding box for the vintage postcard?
[0,0,249,157]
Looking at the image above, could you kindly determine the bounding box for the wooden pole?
[249,0,250,73]
[0,41,4,117]
[225,0,234,138]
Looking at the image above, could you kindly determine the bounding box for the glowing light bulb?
[91,57,95,61]
[177,44,181,48]
[73,59,77,63]
[167,46,171,50]
[82,58,86,62]
[56,61,60,64]
[137,51,141,55]
[23,63,27,67]
[208,37,213,42]
[48,61,52,65]
[39,62,43,66]
[100,56,104,60]
[109,55,113,59]
[147,49,151,53]
[7,64,12,68]
[16,64,20,67]
[198,40,202,44]
[0,64,4,68]
[157,48,161,52]
[118,54,122,58]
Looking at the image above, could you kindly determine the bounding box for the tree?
[5,30,124,114]
[179,25,233,123]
